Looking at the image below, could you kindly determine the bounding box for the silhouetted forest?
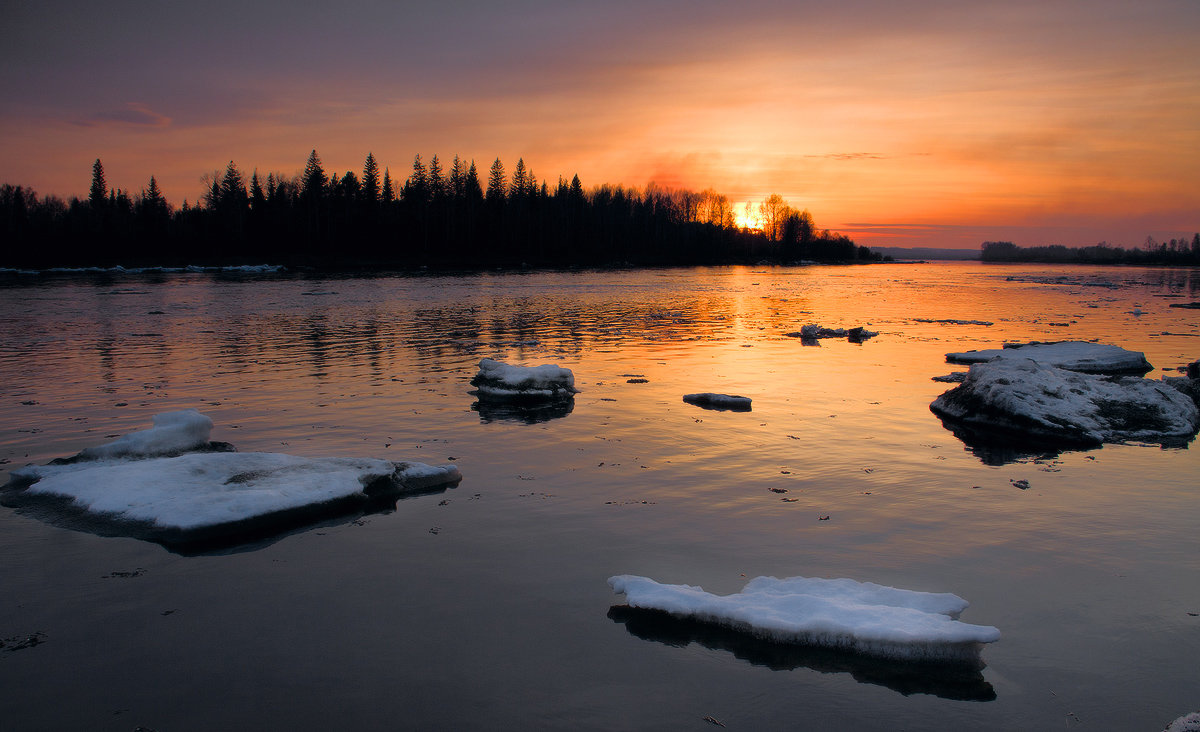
[1,152,883,270]
[981,238,1200,266]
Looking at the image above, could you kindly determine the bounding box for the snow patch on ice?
[945,341,1152,374]
[608,574,999,662]
[76,409,214,460]
[682,393,752,411]
[469,358,578,399]
[930,358,1200,446]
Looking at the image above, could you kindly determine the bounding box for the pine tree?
[301,149,327,201]
[219,161,248,210]
[511,158,528,199]
[89,159,107,209]
[249,171,265,210]
[144,176,165,211]
[450,155,466,199]
[381,168,395,204]
[361,152,380,203]
[406,154,429,202]
[428,154,444,199]
[466,161,483,202]
[487,158,506,200]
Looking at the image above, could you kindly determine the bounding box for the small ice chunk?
[608,575,999,662]
[945,341,1152,375]
[76,409,214,460]
[785,325,877,341]
[682,393,753,411]
[930,358,1200,446]
[914,318,994,326]
[469,358,578,399]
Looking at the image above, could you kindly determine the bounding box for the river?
[0,262,1197,730]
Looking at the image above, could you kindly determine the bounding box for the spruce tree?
[406,154,428,202]
[361,152,380,203]
[487,158,506,200]
[89,159,107,209]
[466,161,483,202]
[511,158,528,199]
[428,154,444,199]
[381,168,395,204]
[301,149,327,201]
[249,171,265,210]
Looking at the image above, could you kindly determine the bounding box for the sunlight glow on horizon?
[1,1,1197,249]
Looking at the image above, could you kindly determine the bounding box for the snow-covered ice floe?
[682,393,752,411]
[3,411,461,550]
[945,340,1152,375]
[930,358,1200,447]
[469,358,578,400]
[608,575,999,663]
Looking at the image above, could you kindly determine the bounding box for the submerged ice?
[608,575,999,662]
[5,411,461,546]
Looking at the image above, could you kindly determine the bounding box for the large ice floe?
[945,340,1152,375]
[469,358,578,400]
[682,393,753,412]
[608,575,999,664]
[2,410,461,551]
[930,358,1200,447]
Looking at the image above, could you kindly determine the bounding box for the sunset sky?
[3,0,1198,249]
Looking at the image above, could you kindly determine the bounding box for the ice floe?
[945,340,1153,375]
[608,574,999,663]
[469,358,578,400]
[682,393,753,411]
[3,411,461,549]
[930,358,1200,447]
[784,325,878,342]
[1165,712,1200,732]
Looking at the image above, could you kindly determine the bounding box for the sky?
[2,0,1198,249]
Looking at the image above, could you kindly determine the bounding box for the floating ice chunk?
[682,393,752,411]
[930,358,1200,446]
[11,453,460,534]
[945,340,1152,375]
[785,325,878,342]
[608,575,999,662]
[75,409,214,460]
[469,358,578,399]
[914,318,994,326]
[4,410,462,548]
[1166,712,1200,732]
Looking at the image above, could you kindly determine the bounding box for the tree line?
[981,237,1200,266]
[0,152,882,269]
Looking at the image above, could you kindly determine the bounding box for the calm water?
[0,263,1197,730]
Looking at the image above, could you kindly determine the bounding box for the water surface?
[1,263,1197,730]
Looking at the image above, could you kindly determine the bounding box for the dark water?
[0,263,1197,730]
